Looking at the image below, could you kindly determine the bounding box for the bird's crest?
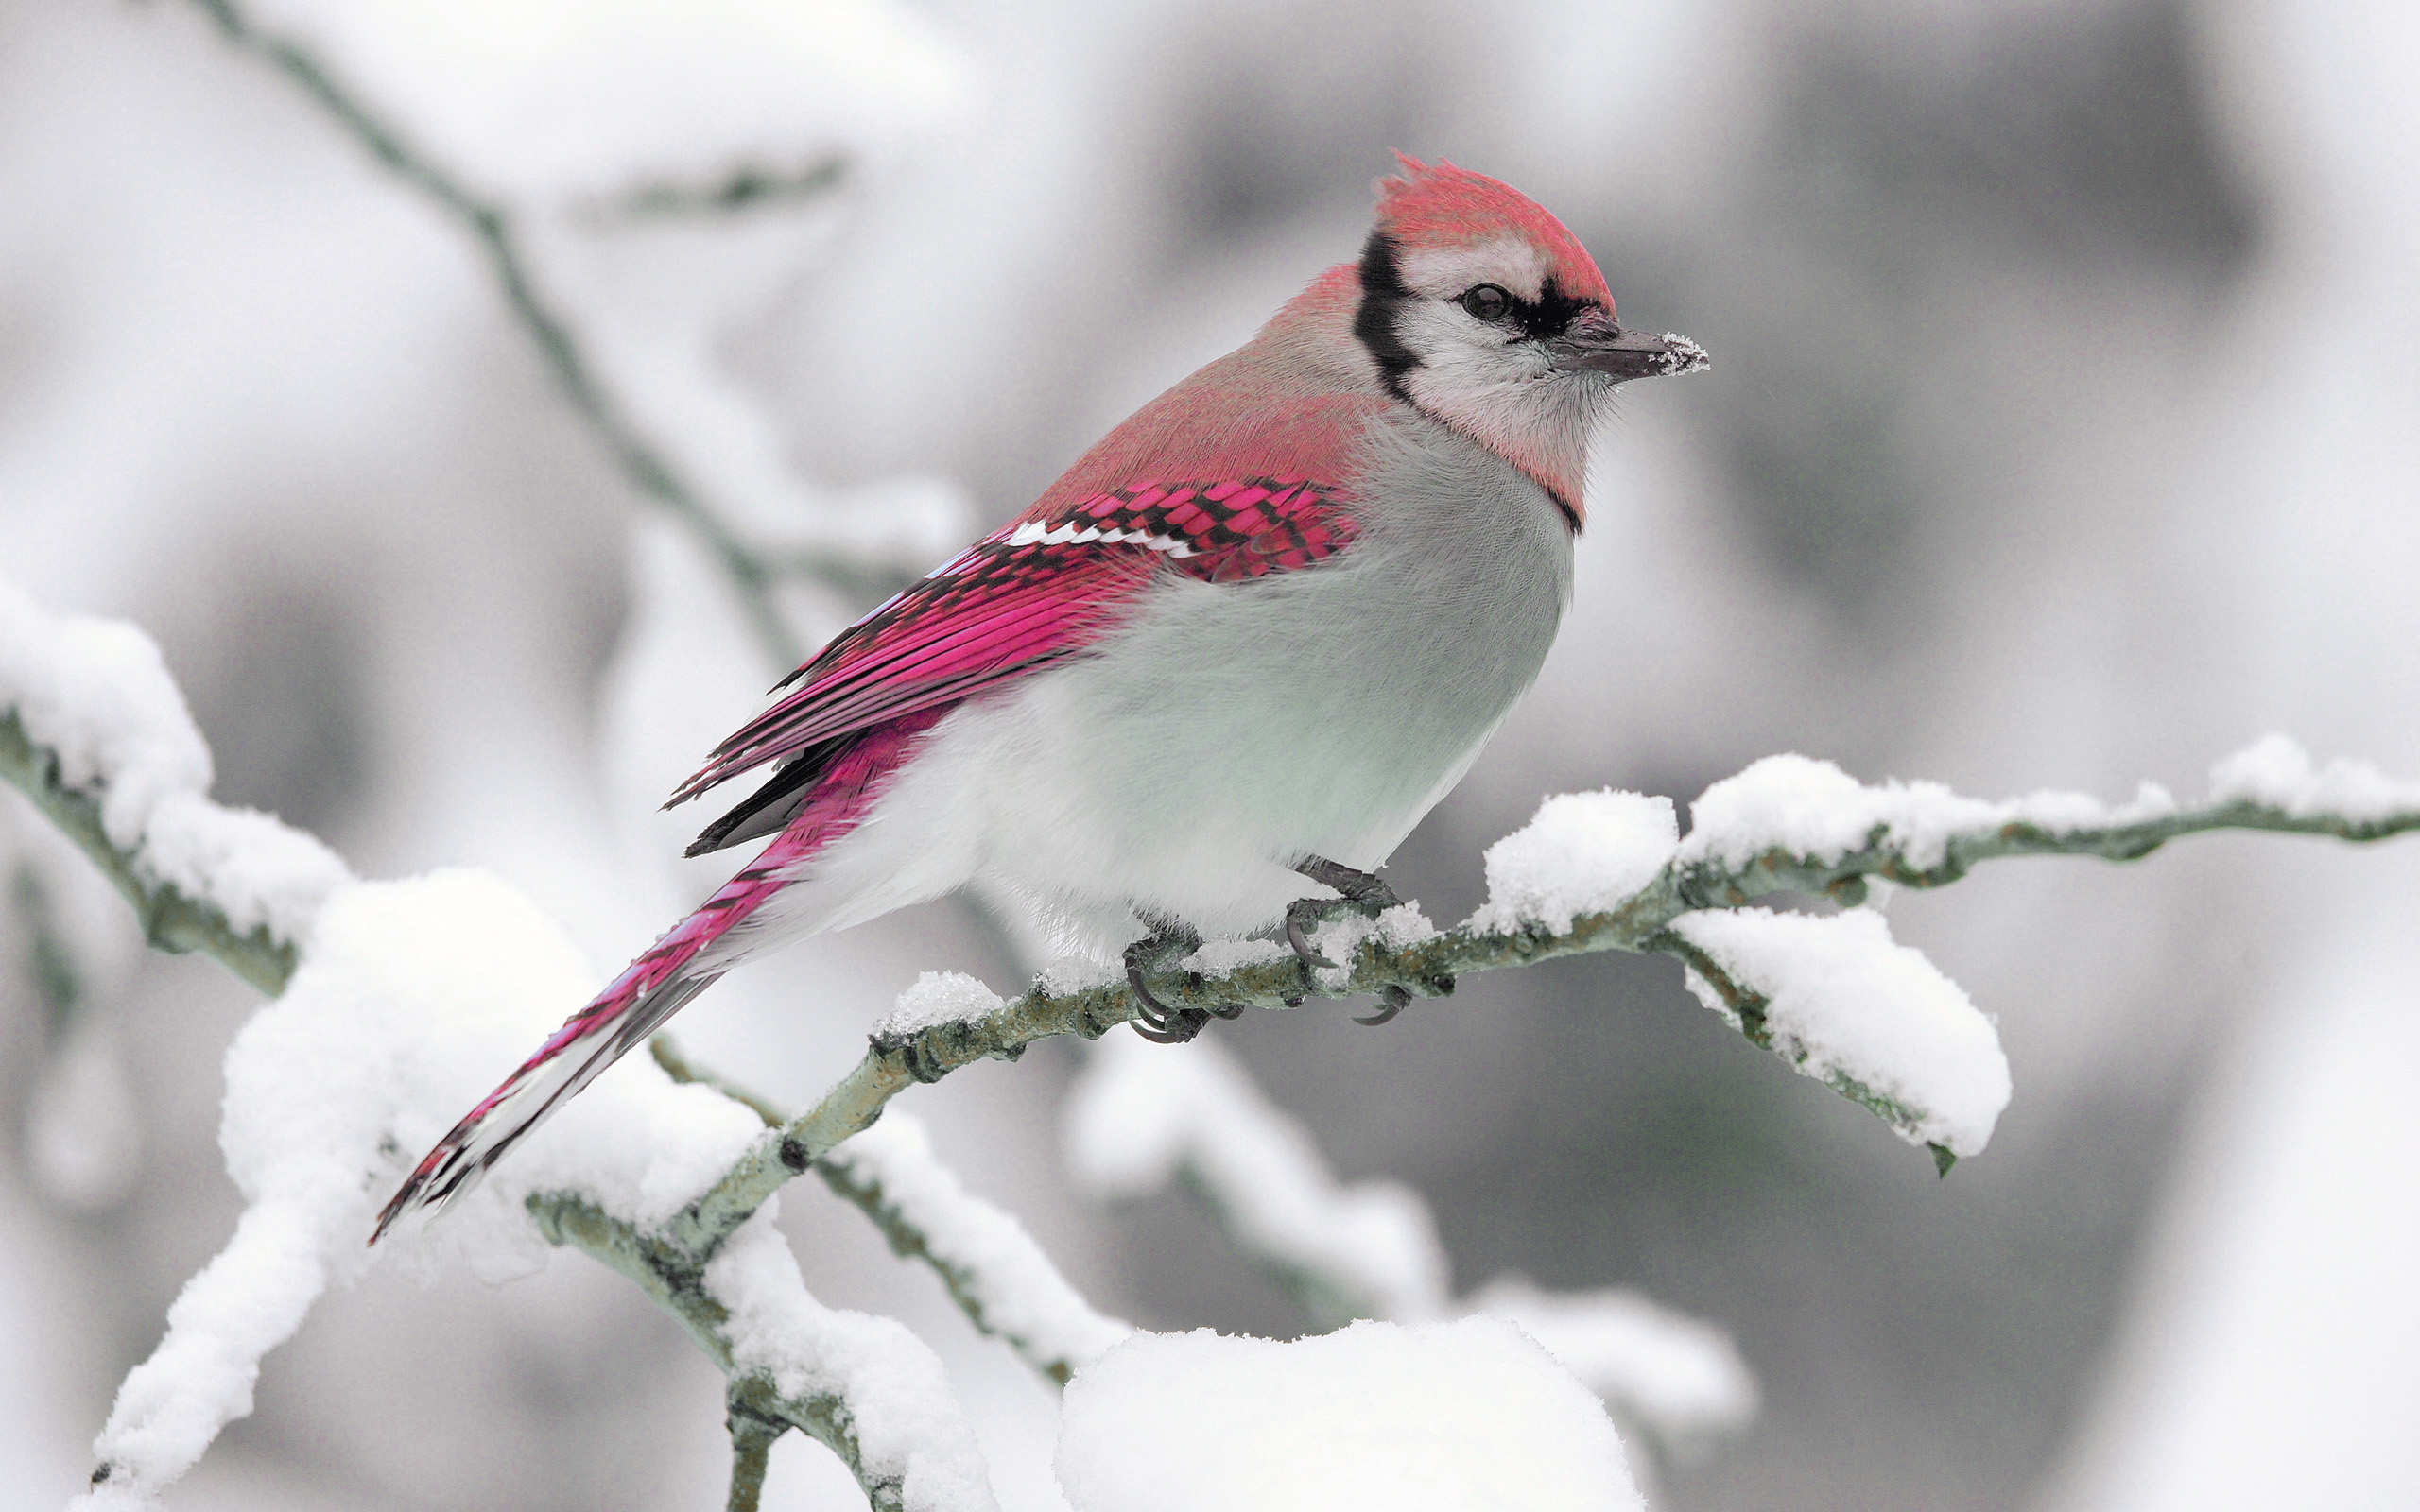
[1373,153,1612,309]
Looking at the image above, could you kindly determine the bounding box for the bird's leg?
[1283,856,1455,1026]
[1124,922,1229,1044]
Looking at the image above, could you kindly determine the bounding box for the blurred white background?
[2,0,2415,1507]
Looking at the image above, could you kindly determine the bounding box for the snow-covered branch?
[177,0,966,668]
[0,584,348,998]
[527,1198,996,1512]
[652,1038,1132,1386]
[671,747,2420,1257]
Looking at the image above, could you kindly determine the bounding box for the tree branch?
[526,1194,914,1512]
[178,0,876,669]
[724,1392,787,1512]
[0,710,294,995]
[661,779,2420,1259]
[651,1037,1130,1386]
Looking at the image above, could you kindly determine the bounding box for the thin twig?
[0,711,294,994]
[651,1037,1122,1385]
[527,1193,912,1511]
[724,1393,787,1512]
[180,0,827,667]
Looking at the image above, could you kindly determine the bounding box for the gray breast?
[1054,409,1576,868]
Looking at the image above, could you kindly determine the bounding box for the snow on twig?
[533,1199,1000,1512]
[652,1037,1132,1385]
[0,580,349,995]
[1667,908,2009,1163]
[177,0,972,668]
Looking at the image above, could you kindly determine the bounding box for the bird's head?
[1352,155,1703,524]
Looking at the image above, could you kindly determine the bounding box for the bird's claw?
[1356,986,1413,1027]
[1124,924,1240,1044]
[1287,855,1436,1028]
[1284,897,1341,971]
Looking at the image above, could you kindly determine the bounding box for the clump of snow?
[874,971,1004,1040]
[1469,790,1679,936]
[0,578,352,948]
[1471,1279,1757,1452]
[1303,901,1441,994]
[707,1215,1000,1512]
[242,0,976,203]
[1055,1318,1643,1512]
[1670,907,2011,1156]
[826,1114,1132,1376]
[2208,732,2420,819]
[1037,954,1120,996]
[1679,753,2180,873]
[1063,1035,1449,1322]
[82,869,769,1504]
[1657,332,1713,376]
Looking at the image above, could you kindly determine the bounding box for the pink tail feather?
[372,711,942,1244]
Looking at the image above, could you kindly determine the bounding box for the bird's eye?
[1461,284,1512,321]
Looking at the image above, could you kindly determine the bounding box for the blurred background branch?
[182,0,908,672]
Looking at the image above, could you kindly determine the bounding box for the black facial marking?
[1354,231,1420,404]
[1508,279,1597,342]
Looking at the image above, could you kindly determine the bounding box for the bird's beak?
[1550,324,1711,382]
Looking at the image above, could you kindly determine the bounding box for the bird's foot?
[1123,923,1241,1044]
[1283,857,1453,1025]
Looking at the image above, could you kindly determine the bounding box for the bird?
[372,154,1705,1243]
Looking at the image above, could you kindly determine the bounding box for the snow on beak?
[1550,315,1710,382]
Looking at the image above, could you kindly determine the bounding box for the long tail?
[371,712,942,1244]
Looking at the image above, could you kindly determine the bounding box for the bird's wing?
[667,476,1358,807]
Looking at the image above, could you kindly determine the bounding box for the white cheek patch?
[1397,236,1549,301]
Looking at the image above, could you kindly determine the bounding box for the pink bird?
[373,155,1705,1242]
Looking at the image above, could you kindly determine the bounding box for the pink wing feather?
[669,475,1358,807]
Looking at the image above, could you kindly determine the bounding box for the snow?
[1063,1034,1449,1323]
[1037,953,1121,996]
[1657,332,1713,376]
[707,1214,1000,1512]
[1303,901,1441,994]
[239,0,976,203]
[1680,753,2180,872]
[1470,1279,1757,1451]
[81,869,774,1503]
[875,970,1006,1040]
[0,577,353,948]
[1670,907,2011,1157]
[1054,1318,1644,1512]
[2207,732,2420,820]
[824,1113,1132,1376]
[1469,789,1679,935]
